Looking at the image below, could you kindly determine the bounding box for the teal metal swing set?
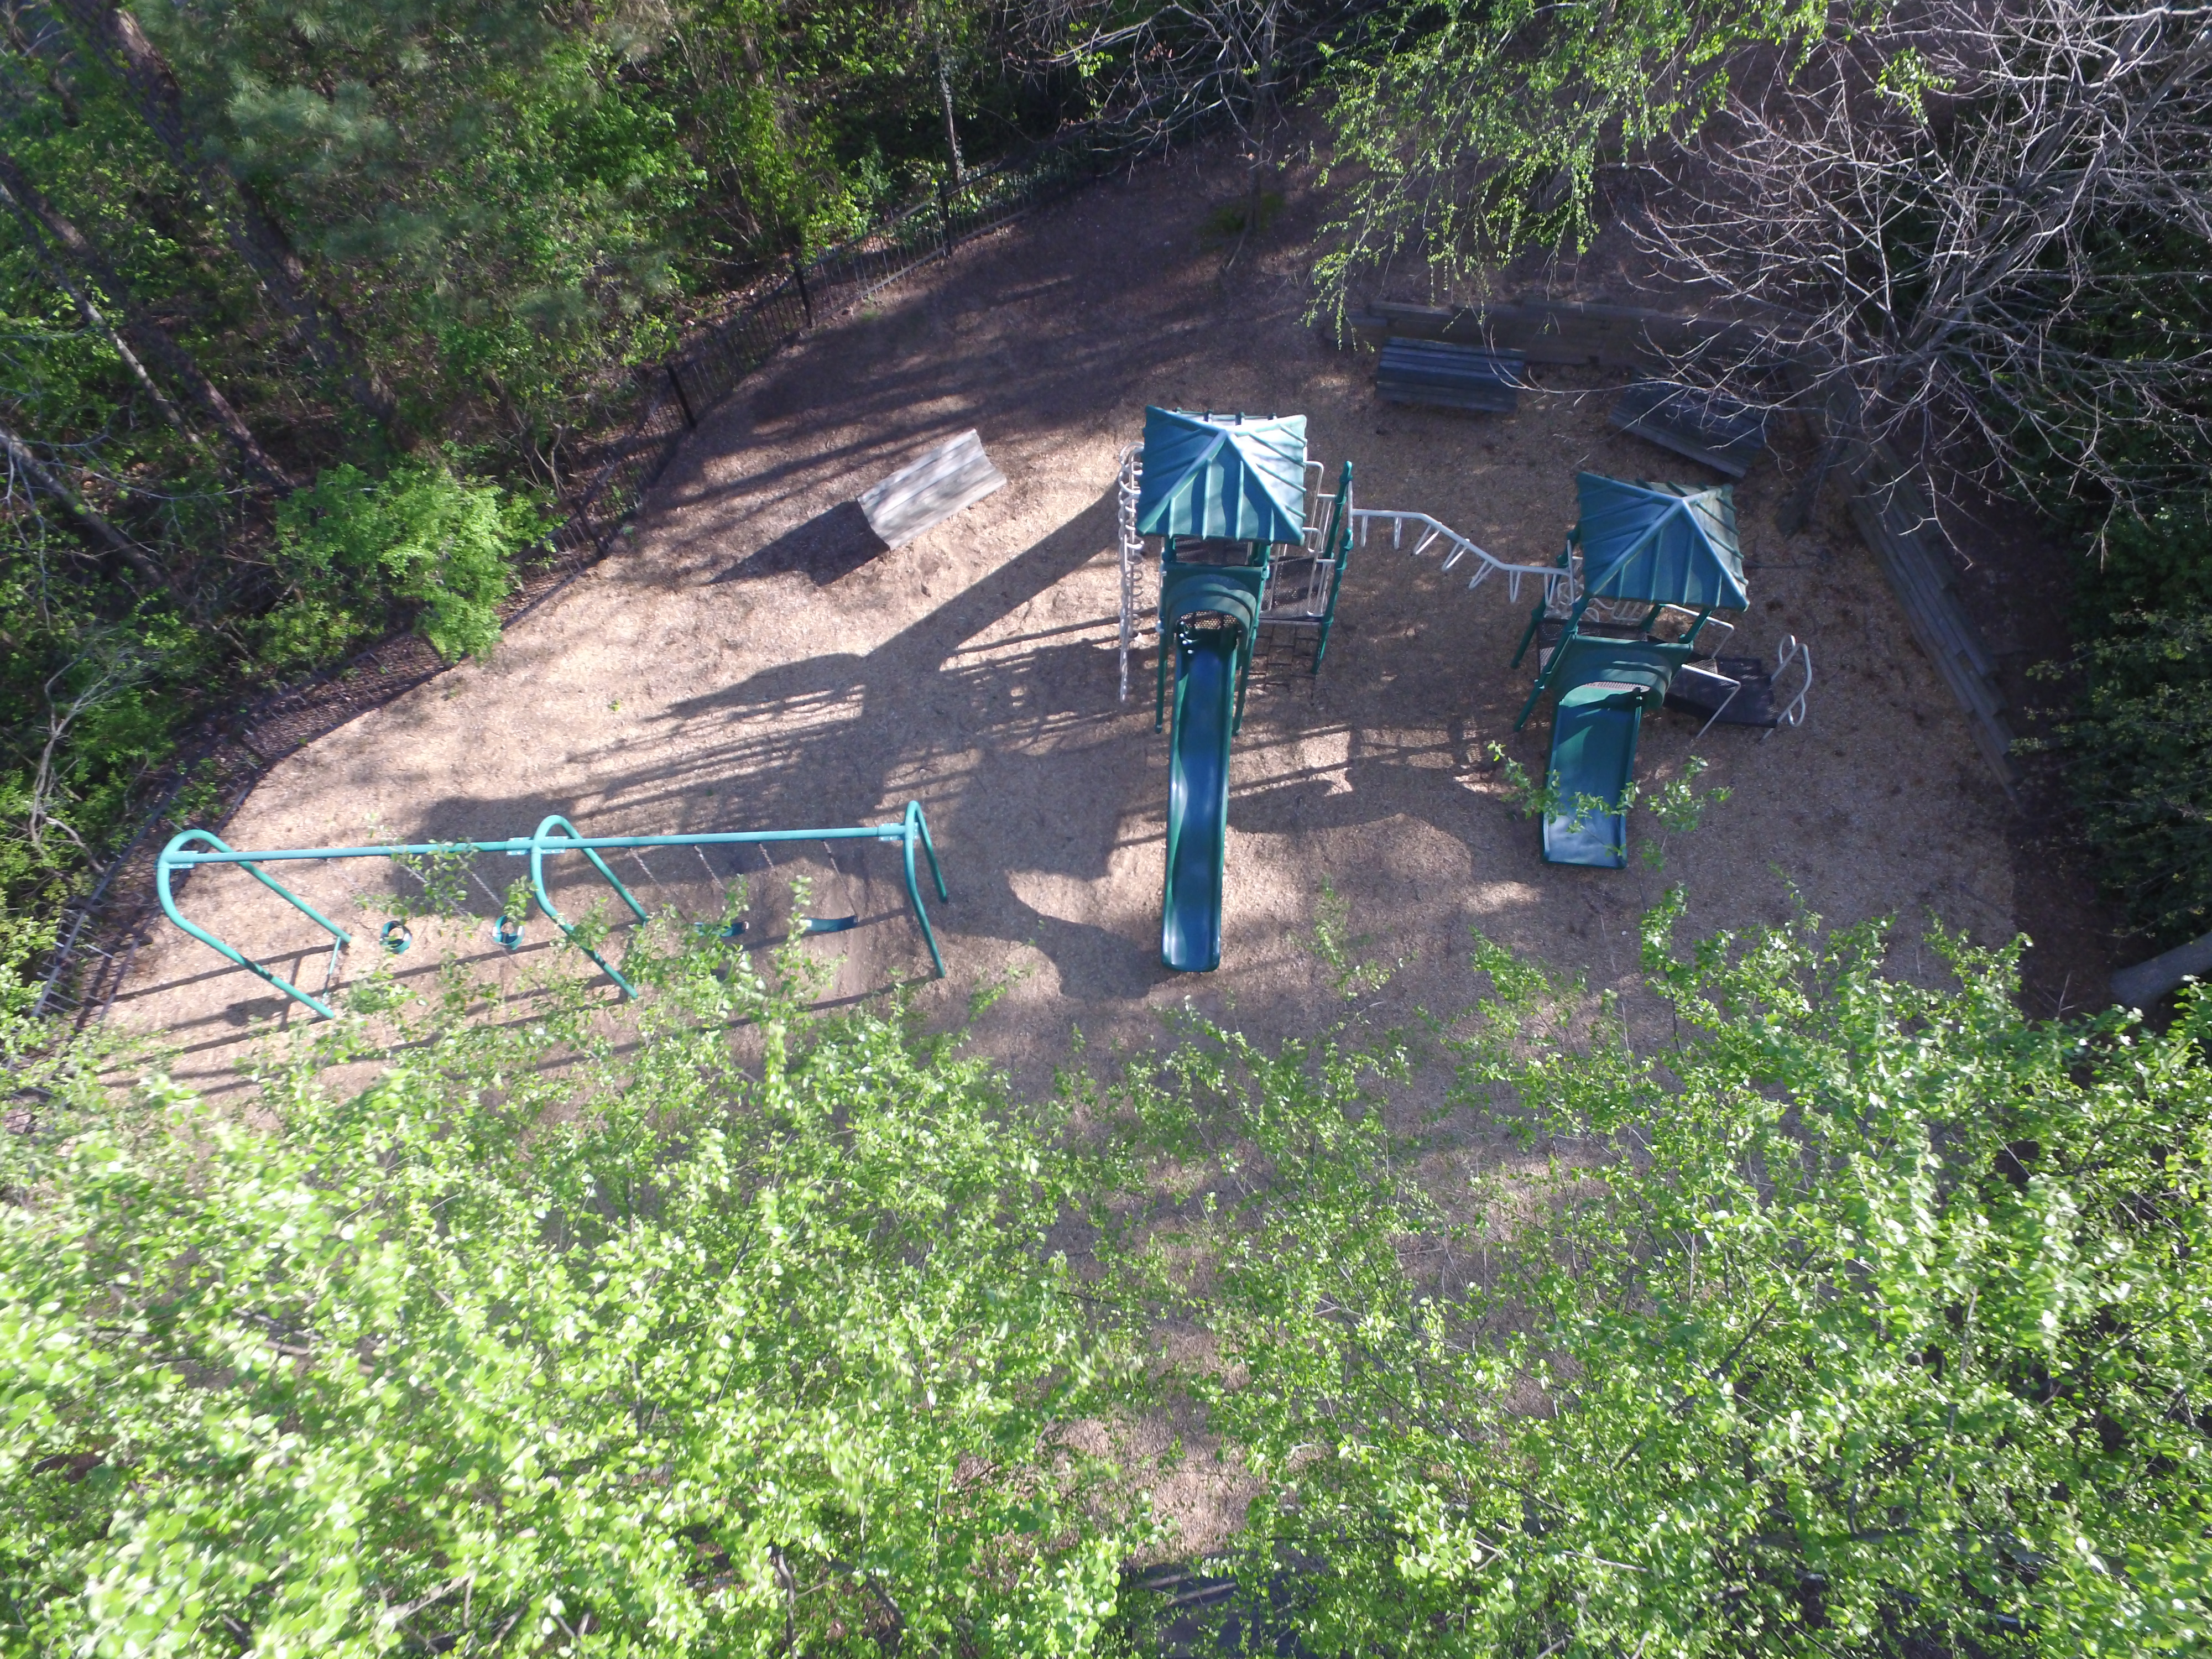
[158,802,949,1021]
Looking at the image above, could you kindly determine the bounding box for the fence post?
[666,361,697,429]
[938,176,955,260]
[791,245,815,327]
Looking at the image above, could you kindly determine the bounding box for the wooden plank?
[1609,380,1768,478]
[1364,296,1767,369]
[1848,491,2020,797]
[1379,382,1518,413]
[858,429,1006,551]
[1378,338,1524,413]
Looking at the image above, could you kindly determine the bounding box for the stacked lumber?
[1376,337,1526,413]
[1609,380,1768,478]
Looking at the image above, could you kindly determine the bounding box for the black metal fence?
[25,130,1119,1031]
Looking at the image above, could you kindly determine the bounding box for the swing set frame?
[157,803,949,1021]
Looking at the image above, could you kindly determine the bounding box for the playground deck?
[112,145,2023,1103]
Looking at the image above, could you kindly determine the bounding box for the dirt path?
[117,148,2022,1098]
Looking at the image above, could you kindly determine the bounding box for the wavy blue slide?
[1161,629,1239,972]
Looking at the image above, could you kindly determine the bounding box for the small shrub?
[2034,605,2212,945]
[262,460,550,669]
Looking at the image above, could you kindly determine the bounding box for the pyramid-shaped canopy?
[1575,473,1747,610]
[1135,407,1308,545]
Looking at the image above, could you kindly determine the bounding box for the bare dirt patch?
[118,147,2026,1099]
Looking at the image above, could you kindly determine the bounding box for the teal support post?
[157,828,352,1020]
[156,805,953,1018]
[530,814,653,998]
[900,800,950,975]
[1511,530,1580,670]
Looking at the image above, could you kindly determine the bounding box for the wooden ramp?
[858,429,1007,550]
[1849,460,2021,801]
[1609,380,1767,478]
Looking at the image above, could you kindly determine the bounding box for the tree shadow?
[713,499,889,585]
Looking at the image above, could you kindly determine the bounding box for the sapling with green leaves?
[1486,740,1729,868]
[0,919,1152,1655]
[1309,876,1401,1000]
[1105,894,2212,1656]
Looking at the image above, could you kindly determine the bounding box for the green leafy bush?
[2025,495,2212,947]
[1108,896,2212,1656]
[0,931,1144,1655]
[8,896,2211,1654]
[2038,606,2212,946]
[263,462,550,667]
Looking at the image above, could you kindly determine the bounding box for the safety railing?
[1117,443,1147,702]
[1770,635,1814,733]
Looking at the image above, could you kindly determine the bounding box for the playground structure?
[1510,473,1810,867]
[1114,410,1790,967]
[157,804,948,1020]
[108,150,2020,1114]
[1118,408,1349,972]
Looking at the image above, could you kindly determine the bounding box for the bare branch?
[1628,0,2212,522]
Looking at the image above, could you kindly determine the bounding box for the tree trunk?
[56,0,407,442]
[936,45,966,190]
[0,148,295,488]
[4,3,81,122]
[0,417,165,586]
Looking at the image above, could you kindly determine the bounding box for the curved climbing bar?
[529,814,650,999]
[157,829,352,1020]
[895,800,950,977]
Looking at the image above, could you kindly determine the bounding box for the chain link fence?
[27,130,1121,1031]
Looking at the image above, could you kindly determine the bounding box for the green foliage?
[1111,896,2212,1655]
[0,925,1146,1655]
[1311,0,1834,318]
[1308,877,1399,1000]
[1198,193,1284,244]
[1639,753,1731,869]
[266,462,547,665]
[6,885,2212,1650]
[2015,492,2212,950]
[1484,741,1729,868]
[2033,604,2212,946]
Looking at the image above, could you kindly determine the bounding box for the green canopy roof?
[1576,473,1747,610]
[1135,407,1308,545]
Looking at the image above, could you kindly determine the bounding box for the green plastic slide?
[1161,628,1239,971]
[1542,682,1646,868]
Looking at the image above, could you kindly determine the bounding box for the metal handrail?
[1351,508,1569,603]
[1116,442,1146,702]
[1768,634,1814,734]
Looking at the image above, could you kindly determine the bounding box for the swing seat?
[494,916,524,951]
[805,916,859,933]
[381,920,411,954]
